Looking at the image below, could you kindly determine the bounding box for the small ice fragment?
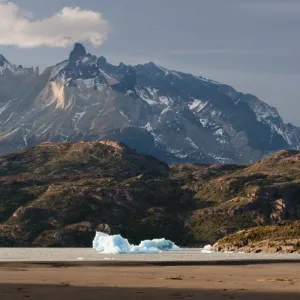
[201,245,214,253]
[204,245,213,251]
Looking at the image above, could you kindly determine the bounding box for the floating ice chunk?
[92,232,180,254]
[130,245,161,254]
[138,239,180,251]
[92,231,109,249]
[93,233,132,254]
[204,244,213,251]
[201,244,214,254]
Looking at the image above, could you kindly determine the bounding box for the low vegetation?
[1,143,300,250]
[214,221,300,253]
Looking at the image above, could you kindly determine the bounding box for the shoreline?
[1,263,300,300]
[2,259,300,268]
[1,247,300,263]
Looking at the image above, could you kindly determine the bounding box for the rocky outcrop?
[213,222,300,254]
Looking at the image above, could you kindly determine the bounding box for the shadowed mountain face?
[1,142,300,250]
[0,44,300,164]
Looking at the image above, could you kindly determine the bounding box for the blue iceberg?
[93,232,180,254]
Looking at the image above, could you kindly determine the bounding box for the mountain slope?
[1,143,300,249]
[1,43,300,163]
[0,141,190,246]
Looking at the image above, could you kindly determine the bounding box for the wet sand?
[0,263,300,299]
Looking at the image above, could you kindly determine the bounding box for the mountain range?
[1,43,299,163]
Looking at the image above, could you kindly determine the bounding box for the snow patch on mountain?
[73,111,86,123]
[2,112,14,125]
[126,90,134,96]
[247,97,299,147]
[188,99,208,112]
[214,128,225,136]
[159,96,171,106]
[81,56,97,66]
[39,123,55,135]
[80,79,96,89]
[161,107,172,115]
[144,122,153,131]
[0,100,12,116]
[200,119,209,127]
[209,153,232,164]
[146,87,158,97]
[186,137,199,150]
[50,61,68,79]
[119,110,131,122]
[250,99,280,121]
[157,65,182,79]
[0,127,20,140]
[135,87,156,105]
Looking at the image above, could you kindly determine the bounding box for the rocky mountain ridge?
[0,43,300,164]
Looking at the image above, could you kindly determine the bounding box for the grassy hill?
[213,221,300,253]
[1,142,300,251]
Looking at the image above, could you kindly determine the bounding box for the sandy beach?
[0,262,300,299]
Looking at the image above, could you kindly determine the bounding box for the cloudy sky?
[0,0,299,125]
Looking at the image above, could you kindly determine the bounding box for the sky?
[0,0,299,125]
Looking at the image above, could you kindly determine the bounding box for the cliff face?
[1,142,300,248]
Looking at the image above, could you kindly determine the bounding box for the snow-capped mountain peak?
[0,43,300,164]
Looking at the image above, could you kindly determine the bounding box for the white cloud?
[0,2,109,48]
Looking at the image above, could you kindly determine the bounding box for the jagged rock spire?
[69,43,87,61]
